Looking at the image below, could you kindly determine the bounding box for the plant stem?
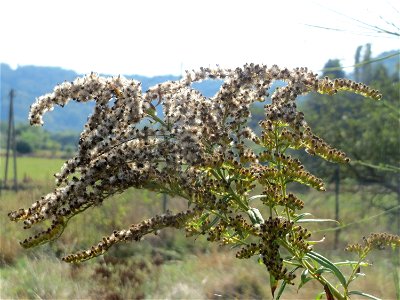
[210,169,249,211]
[280,239,346,300]
[344,251,369,294]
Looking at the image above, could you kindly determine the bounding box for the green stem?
[230,236,250,246]
[344,251,369,293]
[302,259,346,300]
[146,109,169,128]
[211,210,230,223]
[273,127,291,222]
[210,169,249,211]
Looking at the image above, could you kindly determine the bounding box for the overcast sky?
[1,0,399,76]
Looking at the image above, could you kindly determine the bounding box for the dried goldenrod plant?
[8,64,399,299]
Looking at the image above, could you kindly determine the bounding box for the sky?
[0,0,399,77]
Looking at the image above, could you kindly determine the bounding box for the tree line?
[0,122,78,155]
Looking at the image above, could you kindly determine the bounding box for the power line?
[313,205,400,233]
[319,51,400,72]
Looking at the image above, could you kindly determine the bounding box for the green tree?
[14,124,61,152]
[321,59,345,79]
[50,130,79,151]
[301,49,400,233]
[354,46,362,82]
[15,140,33,154]
[360,43,373,83]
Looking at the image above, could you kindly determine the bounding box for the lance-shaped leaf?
[306,251,346,287]
[348,291,381,300]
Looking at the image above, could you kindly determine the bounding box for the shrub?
[16,140,33,154]
[8,65,399,299]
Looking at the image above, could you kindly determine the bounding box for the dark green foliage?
[301,52,399,195]
[354,46,362,82]
[50,131,79,151]
[15,140,33,154]
[361,44,373,83]
[13,124,60,152]
[1,121,81,153]
[322,59,345,79]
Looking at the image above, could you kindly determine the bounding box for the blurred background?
[1,0,399,298]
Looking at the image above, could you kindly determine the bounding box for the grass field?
[0,156,65,184]
[0,156,399,299]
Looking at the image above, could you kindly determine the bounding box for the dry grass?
[1,175,398,299]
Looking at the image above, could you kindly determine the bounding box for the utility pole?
[162,194,168,213]
[4,89,18,192]
[334,165,340,249]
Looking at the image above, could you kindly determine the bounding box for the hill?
[1,49,398,132]
[375,50,400,74]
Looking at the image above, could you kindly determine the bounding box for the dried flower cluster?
[236,217,311,282]
[9,64,384,290]
[63,208,201,263]
[346,232,400,256]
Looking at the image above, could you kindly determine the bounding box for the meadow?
[0,156,398,299]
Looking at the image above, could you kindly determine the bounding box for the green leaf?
[306,251,347,287]
[197,212,210,225]
[220,194,231,203]
[334,261,370,267]
[315,267,333,275]
[315,292,325,300]
[275,280,287,300]
[276,266,300,299]
[230,242,244,250]
[248,194,266,202]
[270,274,278,298]
[247,209,257,224]
[297,218,339,224]
[247,207,264,225]
[348,291,382,300]
[307,236,326,245]
[207,215,220,229]
[298,269,313,291]
[293,213,313,222]
[283,259,303,267]
[301,268,309,281]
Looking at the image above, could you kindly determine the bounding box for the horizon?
[2,45,399,78]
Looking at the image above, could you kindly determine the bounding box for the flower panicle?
[63,208,202,263]
[20,217,66,248]
[318,77,382,100]
[346,232,400,255]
